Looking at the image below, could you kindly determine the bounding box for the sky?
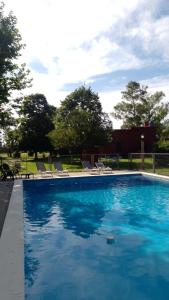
[5,0,169,128]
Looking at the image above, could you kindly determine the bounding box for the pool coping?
[1,171,169,300]
[0,180,24,300]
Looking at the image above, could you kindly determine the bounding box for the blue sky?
[5,0,169,128]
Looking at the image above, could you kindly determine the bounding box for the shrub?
[155,140,169,153]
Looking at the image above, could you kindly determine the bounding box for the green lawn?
[1,153,169,176]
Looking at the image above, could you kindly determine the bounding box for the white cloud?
[100,90,123,129]
[124,3,169,60]
[4,0,144,87]
[4,0,169,130]
[141,76,169,102]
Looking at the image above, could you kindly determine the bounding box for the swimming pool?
[24,174,169,300]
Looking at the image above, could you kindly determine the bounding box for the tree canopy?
[18,94,56,156]
[112,81,169,131]
[49,86,112,152]
[58,85,102,120]
[0,2,31,128]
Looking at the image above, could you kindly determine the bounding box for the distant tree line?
[1,1,169,156]
[4,87,113,157]
[4,81,169,157]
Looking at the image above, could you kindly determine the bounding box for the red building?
[83,126,157,157]
[101,126,156,156]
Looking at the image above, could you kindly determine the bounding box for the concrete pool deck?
[1,170,169,300]
[0,180,14,237]
[0,180,24,300]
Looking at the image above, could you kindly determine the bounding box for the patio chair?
[36,161,53,177]
[81,161,100,175]
[95,162,113,174]
[53,162,69,176]
[0,163,15,180]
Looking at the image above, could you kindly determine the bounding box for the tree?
[3,127,20,157]
[112,81,169,131]
[49,86,112,152]
[0,2,31,128]
[48,124,78,151]
[18,94,56,156]
[58,85,102,120]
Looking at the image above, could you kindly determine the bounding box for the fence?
[129,153,169,176]
[0,153,123,175]
[1,152,169,177]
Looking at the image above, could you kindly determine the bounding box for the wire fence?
[0,153,123,176]
[129,153,169,176]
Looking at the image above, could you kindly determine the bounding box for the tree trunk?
[35,152,38,160]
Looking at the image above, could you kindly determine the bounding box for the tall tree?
[58,85,103,120]
[112,81,169,130]
[18,94,56,156]
[0,2,31,128]
[49,86,112,152]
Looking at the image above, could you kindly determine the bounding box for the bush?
[155,140,169,153]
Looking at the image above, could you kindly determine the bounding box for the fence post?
[152,153,155,173]
[128,153,132,169]
[91,154,94,167]
[141,153,145,170]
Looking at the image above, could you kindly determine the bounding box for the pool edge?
[0,180,24,300]
[1,171,169,300]
[141,171,169,181]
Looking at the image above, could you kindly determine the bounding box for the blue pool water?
[24,174,169,300]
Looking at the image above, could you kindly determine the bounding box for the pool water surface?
[24,174,169,300]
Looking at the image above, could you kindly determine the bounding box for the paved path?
[0,181,14,237]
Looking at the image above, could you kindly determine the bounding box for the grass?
[1,153,169,176]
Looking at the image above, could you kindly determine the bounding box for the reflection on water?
[25,244,40,288]
[24,175,169,300]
